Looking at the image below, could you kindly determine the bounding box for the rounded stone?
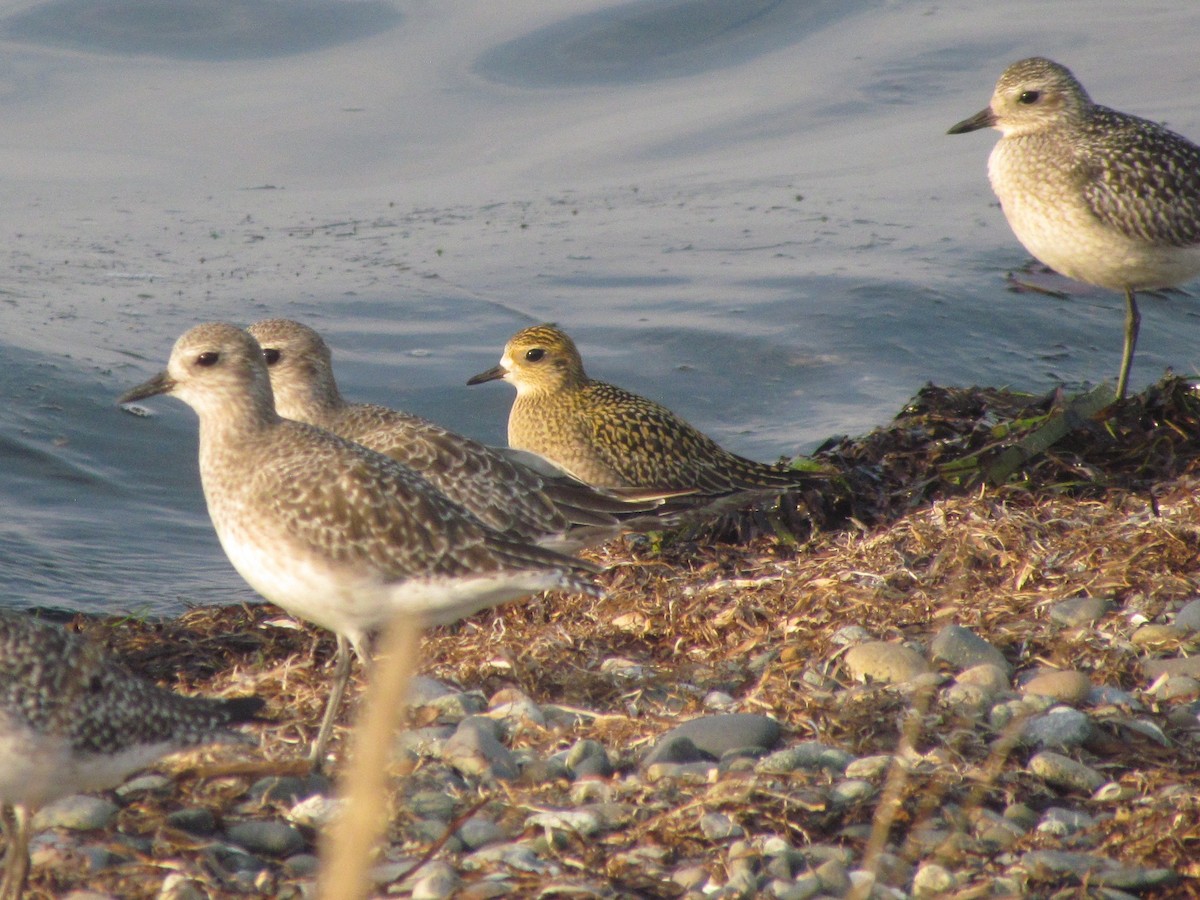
[1132,623,1185,648]
[164,807,217,837]
[1174,598,1200,632]
[955,663,1012,695]
[699,812,744,840]
[1028,751,1105,794]
[1143,656,1200,681]
[1048,597,1112,627]
[929,624,1010,673]
[912,862,957,898]
[1020,670,1093,705]
[32,795,119,832]
[843,641,931,684]
[442,717,519,780]
[756,742,852,775]
[226,820,306,856]
[642,714,780,767]
[844,754,892,780]
[1023,707,1094,750]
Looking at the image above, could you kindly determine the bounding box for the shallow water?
[3,0,1200,615]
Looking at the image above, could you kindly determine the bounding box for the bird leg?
[1116,288,1141,401]
[0,806,30,900]
[310,634,355,773]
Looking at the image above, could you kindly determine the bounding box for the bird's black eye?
[1018,90,1041,105]
[197,351,220,367]
[525,348,546,362]
[263,349,281,366]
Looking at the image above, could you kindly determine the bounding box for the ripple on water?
[2,0,402,61]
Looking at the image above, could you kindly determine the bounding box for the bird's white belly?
[989,142,1200,291]
[0,717,175,809]
[216,529,561,640]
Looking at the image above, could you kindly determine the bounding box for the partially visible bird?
[466,324,815,504]
[245,318,663,551]
[119,323,601,769]
[0,611,260,900]
[949,56,1200,399]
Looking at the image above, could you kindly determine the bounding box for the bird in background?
[949,56,1200,399]
[467,324,818,505]
[245,318,665,552]
[118,323,600,769]
[0,611,260,900]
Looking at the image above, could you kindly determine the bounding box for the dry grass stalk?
[318,615,422,900]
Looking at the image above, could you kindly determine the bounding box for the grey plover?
[0,611,260,899]
[949,56,1200,399]
[245,318,659,551]
[466,324,814,500]
[119,323,601,768]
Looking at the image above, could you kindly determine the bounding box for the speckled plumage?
[245,319,654,551]
[950,57,1200,398]
[467,324,811,498]
[0,611,258,899]
[118,323,600,767]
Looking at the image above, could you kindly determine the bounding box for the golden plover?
[467,324,813,502]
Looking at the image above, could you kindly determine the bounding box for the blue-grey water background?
[3,0,1200,616]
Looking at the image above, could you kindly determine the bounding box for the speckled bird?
[0,611,260,900]
[245,318,662,552]
[119,323,601,769]
[467,324,813,499]
[949,57,1200,399]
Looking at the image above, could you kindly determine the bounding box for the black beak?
[947,107,997,135]
[118,370,176,404]
[467,365,506,386]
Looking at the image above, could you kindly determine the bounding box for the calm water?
[3,0,1200,615]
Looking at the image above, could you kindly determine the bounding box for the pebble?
[844,754,892,780]
[1142,655,1200,680]
[526,808,604,838]
[1153,675,1200,699]
[442,717,520,780]
[1021,850,1177,890]
[1020,669,1093,705]
[699,812,744,840]
[929,624,1010,673]
[288,794,343,830]
[488,687,546,730]
[814,858,851,894]
[911,862,957,897]
[115,773,172,800]
[756,742,852,775]
[565,738,613,779]
[642,714,781,767]
[955,662,1012,696]
[1175,598,1200,632]
[225,820,306,856]
[410,861,462,900]
[165,807,217,836]
[249,774,330,806]
[32,795,119,832]
[1023,707,1094,749]
[159,873,208,900]
[1029,751,1106,794]
[830,779,874,806]
[831,625,873,646]
[1131,623,1184,648]
[1048,597,1112,627]
[843,641,931,683]
[1037,807,1095,837]
[456,816,509,851]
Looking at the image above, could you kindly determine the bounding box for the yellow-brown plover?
[119,323,601,768]
[949,56,1200,399]
[467,324,812,501]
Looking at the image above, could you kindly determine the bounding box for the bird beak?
[118,370,176,404]
[467,365,507,385]
[947,107,997,134]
